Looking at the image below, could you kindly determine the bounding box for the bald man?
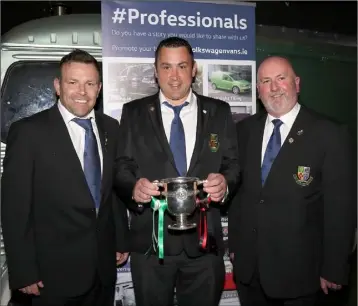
[228,56,355,305]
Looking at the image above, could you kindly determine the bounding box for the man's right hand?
[19,281,44,296]
[133,178,160,203]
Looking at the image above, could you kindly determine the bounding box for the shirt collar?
[266,103,301,128]
[159,89,195,110]
[57,100,96,123]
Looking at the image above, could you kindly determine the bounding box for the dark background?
[1,1,357,37]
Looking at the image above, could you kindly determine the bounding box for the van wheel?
[212,83,217,90]
[232,86,240,95]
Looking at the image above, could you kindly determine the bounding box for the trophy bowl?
[156,177,205,230]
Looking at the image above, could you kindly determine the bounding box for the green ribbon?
[151,197,167,259]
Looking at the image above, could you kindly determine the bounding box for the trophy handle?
[195,179,211,207]
[152,180,167,196]
[152,180,164,187]
[195,179,207,194]
[196,179,207,186]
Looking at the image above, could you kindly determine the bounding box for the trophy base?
[168,222,197,231]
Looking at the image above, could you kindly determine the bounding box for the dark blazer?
[1,105,129,297]
[228,105,355,298]
[114,92,239,257]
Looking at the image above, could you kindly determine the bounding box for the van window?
[1,61,103,144]
[1,61,58,143]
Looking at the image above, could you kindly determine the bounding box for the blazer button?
[259,200,264,204]
[252,228,257,233]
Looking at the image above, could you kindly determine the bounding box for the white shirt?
[261,103,301,165]
[57,101,103,175]
[159,89,197,170]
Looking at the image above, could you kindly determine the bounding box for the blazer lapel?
[270,106,312,164]
[95,113,110,201]
[249,112,267,188]
[282,107,309,149]
[187,95,209,175]
[47,106,89,191]
[147,97,177,172]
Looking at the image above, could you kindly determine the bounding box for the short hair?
[59,49,100,78]
[154,37,194,67]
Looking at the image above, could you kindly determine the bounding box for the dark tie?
[261,119,283,185]
[72,118,101,209]
[163,101,189,177]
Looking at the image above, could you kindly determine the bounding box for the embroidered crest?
[293,166,313,186]
[209,134,220,152]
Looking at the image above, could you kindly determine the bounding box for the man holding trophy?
[115,37,239,306]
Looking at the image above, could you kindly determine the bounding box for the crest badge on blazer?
[209,133,220,152]
[293,166,313,186]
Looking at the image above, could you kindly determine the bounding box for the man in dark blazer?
[229,56,355,306]
[114,37,239,306]
[1,49,129,306]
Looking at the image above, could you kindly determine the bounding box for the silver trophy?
[154,177,206,230]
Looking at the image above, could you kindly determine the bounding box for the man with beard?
[228,56,355,305]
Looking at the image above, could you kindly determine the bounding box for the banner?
[101,1,256,305]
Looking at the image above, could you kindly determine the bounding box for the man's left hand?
[116,252,129,266]
[203,173,227,202]
[320,277,342,294]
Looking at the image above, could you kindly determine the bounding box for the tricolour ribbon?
[151,197,167,259]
